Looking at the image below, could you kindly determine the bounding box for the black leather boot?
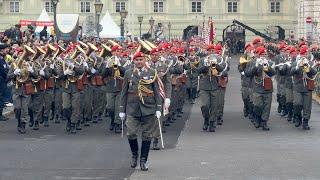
[277,94,281,113]
[109,111,115,130]
[294,106,302,127]
[254,116,261,128]
[128,139,139,168]
[54,114,61,124]
[114,124,121,134]
[76,120,82,130]
[92,116,98,123]
[202,118,208,131]
[209,121,215,132]
[33,121,39,130]
[140,140,151,171]
[66,119,71,133]
[261,121,270,131]
[84,118,90,127]
[70,123,76,134]
[302,119,310,130]
[98,113,103,121]
[18,122,26,134]
[28,108,34,127]
[217,116,223,125]
[152,138,160,150]
[43,116,49,127]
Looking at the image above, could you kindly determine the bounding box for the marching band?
[1,36,319,171]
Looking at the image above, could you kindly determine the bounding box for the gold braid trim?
[138,70,157,104]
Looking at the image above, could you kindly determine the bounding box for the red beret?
[207,44,215,51]
[150,48,159,55]
[278,43,287,51]
[299,41,307,48]
[245,43,252,50]
[122,52,129,57]
[176,48,184,54]
[252,38,262,45]
[215,43,222,51]
[300,45,308,55]
[111,45,122,52]
[133,51,144,60]
[127,43,134,48]
[189,48,195,52]
[288,46,297,55]
[257,47,267,56]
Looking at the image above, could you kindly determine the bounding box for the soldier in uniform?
[7,46,37,134]
[198,51,224,132]
[246,47,275,131]
[61,53,85,134]
[104,45,126,133]
[149,47,172,150]
[185,48,199,104]
[290,45,318,130]
[119,51,162,171]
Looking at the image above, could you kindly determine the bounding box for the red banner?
[19,20,54,27]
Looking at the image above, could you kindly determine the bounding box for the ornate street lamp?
[138,16,143,38]
[94,0,104,38]
[51,0,59,41]
[149,16,155,39]
[168,22,171,41]
[120,10,128,37]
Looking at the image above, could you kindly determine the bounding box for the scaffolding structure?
[297,0,320,42]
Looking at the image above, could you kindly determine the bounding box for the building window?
[191,1,201,13]
[154,1,164,13]
[45,1,54,13]
[227,1,238,13]
[80,1,91,13]
[9,1,20,13]
[270,1,280,13]
[115,2,126,12]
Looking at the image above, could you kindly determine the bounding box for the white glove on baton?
[91,68,96,74]
[119,112,126,121]
[156,111,161,119]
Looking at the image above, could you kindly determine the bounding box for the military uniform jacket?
[197,60,224,91]
[290,61,317,93]
[120,67,162,117]
[62,65,84,94]
[184,57,199,88]
[149,61,172,99]
[238,62,252,88]
[246,62,276,94]
[103,66,126,93]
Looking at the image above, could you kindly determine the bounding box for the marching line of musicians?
[239,38,319,131]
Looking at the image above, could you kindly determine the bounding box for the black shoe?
[152,138,160,150]
[128,139,139,168]
[140,140,151,171]
[302,119,310,130]
[92,116,98,124]
[76,121,82,130]
[66,120,71,132]
[109,122,115,131]
[209,121,215,132]
[84,119,90,127]
[295,118,302,127]
[277,104,282,113]
[202,118,209,131]
[39,117,44,124]
[43,117,49,127]
[33,121,39,130]
[254,116,261,128]
[71,123,76,134]
[54,115,61,124]
[18,122,26,134]
[217,117,223,125]
[281,110,288,117]
[262,121,270,131]
[29,119,34,127]
[114,124,121,134]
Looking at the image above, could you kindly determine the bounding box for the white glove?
[156,111,161,119]
[39,69,45,76]
[83,61,88,68]
[240,71,245,76]
[164,98,171,108]
[14,68,21,75]
[91,68,96,74]
[28,66,34,73]
[50,64,55,69]
[119,112,126,120]
[64,69,72,75]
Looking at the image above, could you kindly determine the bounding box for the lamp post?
[120,10,128,37]
[51,0,59,41]
[149,16,155,39]
[138,16,143,38]
[94,0,103,38]
[168,22,171,41]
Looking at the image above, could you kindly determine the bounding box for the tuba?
[11,45,35,83]
[99,44,112,58]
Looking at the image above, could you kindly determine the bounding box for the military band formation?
[0,36,319,171]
